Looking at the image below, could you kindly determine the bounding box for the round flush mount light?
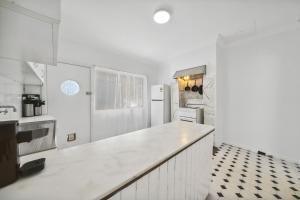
[153,10,171,24]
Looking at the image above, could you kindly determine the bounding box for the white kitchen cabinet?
[5,0,61,20]
[0,0,59,65]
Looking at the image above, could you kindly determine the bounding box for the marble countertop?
[18,115,56,124]
[0,114,55,123]
[0,121,214,200]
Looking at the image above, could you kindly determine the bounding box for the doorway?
[47,63,91,148]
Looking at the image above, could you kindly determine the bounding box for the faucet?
[0,109,8,115]
[0,105,17,112]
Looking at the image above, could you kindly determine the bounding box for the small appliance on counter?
[0,121,47,188]
[22,94,45,117]
[34,99,45,116]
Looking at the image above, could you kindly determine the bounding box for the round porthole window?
[60,80,80,96]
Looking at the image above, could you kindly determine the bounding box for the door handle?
[86,92,92,95]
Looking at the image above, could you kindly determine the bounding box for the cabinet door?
[5,0,61,20]
[0,6,53,64]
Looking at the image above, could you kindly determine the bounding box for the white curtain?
[92,67,147,141]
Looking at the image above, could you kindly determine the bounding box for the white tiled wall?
[0,59,46,119]
[0,74,23,118]
[203,75,216,126]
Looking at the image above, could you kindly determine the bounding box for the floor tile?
[208,143,300,200]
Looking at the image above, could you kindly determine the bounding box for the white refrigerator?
[151,84,171,127]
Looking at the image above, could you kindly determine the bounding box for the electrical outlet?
[67,133,76,142]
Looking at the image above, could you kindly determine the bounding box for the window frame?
[92,67,147,111]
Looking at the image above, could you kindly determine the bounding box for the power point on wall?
[67,133,76,142]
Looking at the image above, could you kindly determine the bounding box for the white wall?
[160,45,216,85]
[159,45,219,144]
[217,27,300,163]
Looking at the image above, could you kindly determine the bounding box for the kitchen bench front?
[0,121,215,200]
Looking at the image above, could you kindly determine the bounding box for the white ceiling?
[60,0,300,64]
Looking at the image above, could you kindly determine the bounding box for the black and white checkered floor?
[207,143,300,200]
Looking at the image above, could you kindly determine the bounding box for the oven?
[175,107,203,123]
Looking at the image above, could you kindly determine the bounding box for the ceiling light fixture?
[153,10,171,24]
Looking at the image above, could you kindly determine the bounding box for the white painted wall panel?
[167,159,175,200]
[174,151,186,200]
[217,28,300,163]
[120,183,136,200]
[191,141,200,199]
[158,162,168,200]
[185,147,192,200]
[136,175,149,200]
[108,192,120,200]
[148,168,159,200]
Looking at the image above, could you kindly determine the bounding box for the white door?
[151,100,164,127]
[47,63,91,148]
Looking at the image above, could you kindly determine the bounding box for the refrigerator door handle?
[151,99,163,101]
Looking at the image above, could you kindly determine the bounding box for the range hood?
[173,65,206,79]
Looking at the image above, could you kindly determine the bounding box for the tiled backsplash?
[203,75,215,126]
[0,58,47,120]
[0,74,23,118]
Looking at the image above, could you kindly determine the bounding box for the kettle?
[0,121,46,188]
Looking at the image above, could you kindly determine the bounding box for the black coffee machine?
[22,94,45,117]
[0,121,46,188]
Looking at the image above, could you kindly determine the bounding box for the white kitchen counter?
[0,121,214,200]
[18,115,55,124]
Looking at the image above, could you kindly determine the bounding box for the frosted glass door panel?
[94,70,118,110]
[92,67,147,141]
